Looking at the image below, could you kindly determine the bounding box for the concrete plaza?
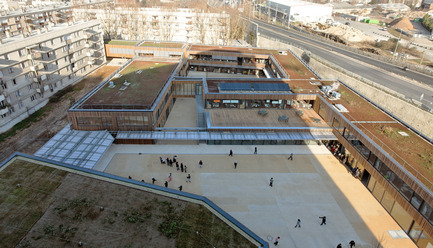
[94,144,415,248]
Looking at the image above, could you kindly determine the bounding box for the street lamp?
[393,29,403,58]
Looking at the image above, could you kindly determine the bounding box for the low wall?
[259,37,433,139]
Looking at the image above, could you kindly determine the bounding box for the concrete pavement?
[95,144,415,248]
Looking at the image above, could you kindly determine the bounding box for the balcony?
[86,50,94,57]
[85,43,90,48]
[30,63,41,71]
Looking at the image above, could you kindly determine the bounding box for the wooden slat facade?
[315,95,433,239]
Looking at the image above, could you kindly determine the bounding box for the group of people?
[158,155,202,192]
[293,216,327,228]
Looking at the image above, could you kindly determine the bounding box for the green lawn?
[140,42,184,48]
[107,40,139,46]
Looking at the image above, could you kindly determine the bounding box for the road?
[255,19,433,107]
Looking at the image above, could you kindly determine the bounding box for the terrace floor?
[208,108,329,128]
[96,144,416,248]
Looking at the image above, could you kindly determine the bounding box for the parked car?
[380,27,387,31]
[345,22,350,25]
[402,66,409,71]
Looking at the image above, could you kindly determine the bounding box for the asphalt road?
[255,19,433,107]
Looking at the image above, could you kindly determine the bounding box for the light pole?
[393,29,403,59]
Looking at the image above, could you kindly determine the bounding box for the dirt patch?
[389,17,414,31]
[0,159,256,248]
[0,65,120,162]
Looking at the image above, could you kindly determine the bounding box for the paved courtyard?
[94,144,415,248]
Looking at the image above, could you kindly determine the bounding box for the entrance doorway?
[361,170,370,186]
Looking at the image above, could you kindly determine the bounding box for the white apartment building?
[267,0,333,23]
[0,20,106,133]
[73,7,231,45]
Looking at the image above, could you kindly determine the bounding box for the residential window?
[1,81,7,89]
[12,79,17,85]
[19,101,23,108]
[62,47,67,53]
[60,36,64,42]
[25,73,30,79]
[28,84,33,90]
[21,62,27,69]
[18,49,23,57]
[44,64,48,71]
[4,54,9,60]
[30,94,36,101]
[51,39,55,45]
[8,68,13,74]
[15,90,20,97]
[64,57,68,62]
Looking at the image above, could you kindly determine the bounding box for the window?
[4,54,9,60]
[18,49,23,57]
[25,73,30,79]
[15,90,20,97]
[28,84,33,90]
[30,94,36,101]
[60,36,64,42]
[62,47,67,53]
[19,101,23,108]
[8,68,14,74]
[51,39,55,45]
[1,81,7,89]
[12,79,17,85]
[21,62,27,69]
[44,64,48,71]
[64,57,68,62]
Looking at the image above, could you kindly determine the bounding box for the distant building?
[266,0,333,23]
[72,7,231,45]
[422,0,433,9]
[0,4,106,133]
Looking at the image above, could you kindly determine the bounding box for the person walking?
[152,177,156,184]
[178,185,182,191]
[234,161,237,169]
[288,153,293,160]
[294,219,301,228]
[229,149,233,156]
[274,236,280,246]
[181,163,184,172]
[269,177,274,187]
[349,240,355,248]
[168,173,172,182]
[185,166,187,173]
[176,162,179,171]
[199,160,203,168]
[319,216,326,225]
[173,155,177,162]
[186,174,191,183]
[164,181,168,187]
[336,244,342,248]
[254,147,257,154]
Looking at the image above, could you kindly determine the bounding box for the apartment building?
[73,7,231,45]
[0,19,106,133]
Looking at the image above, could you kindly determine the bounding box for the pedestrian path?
[96,144,416,248]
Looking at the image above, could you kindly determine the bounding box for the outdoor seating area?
[257,109,268,116]
[208,108,328,128]
[278,115,289,122]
